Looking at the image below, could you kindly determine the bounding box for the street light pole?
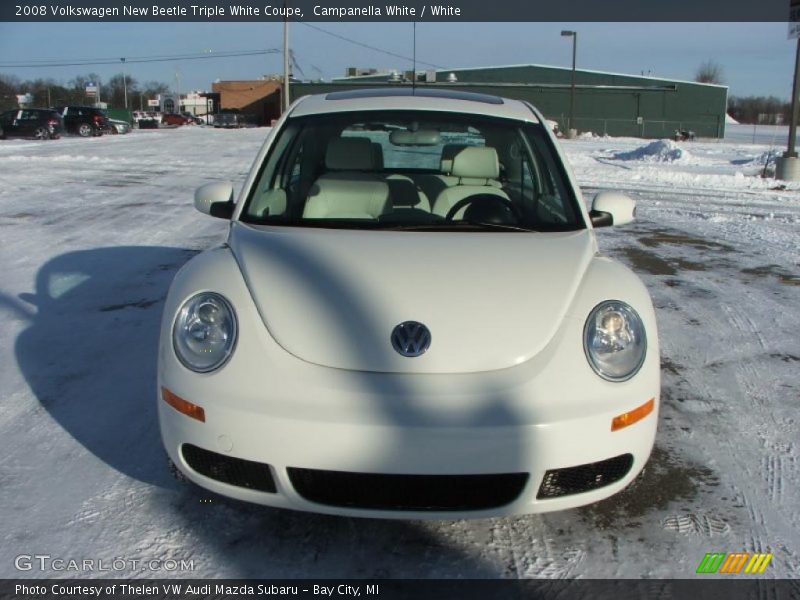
[561,30,577,137]
[121,57,128,109]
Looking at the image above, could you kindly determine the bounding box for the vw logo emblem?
[391,321,431,357]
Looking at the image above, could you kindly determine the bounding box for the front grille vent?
[181,444,276,493]
[537,454,634,499]
[287,468,528,511]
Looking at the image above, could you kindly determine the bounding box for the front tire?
[78,123,92,137]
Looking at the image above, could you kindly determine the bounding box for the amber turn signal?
[162,387,205,422]
[611,398,654,431]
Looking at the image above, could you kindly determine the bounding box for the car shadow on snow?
[4,244,516,577]
[5,246,199,489]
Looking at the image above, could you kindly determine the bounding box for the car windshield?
[241,110,584,231]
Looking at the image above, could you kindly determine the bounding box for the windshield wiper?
[379,221,538,232]
[460,220,538,232]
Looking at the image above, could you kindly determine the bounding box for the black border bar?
[1,0,793,22]
[2,579,800,600]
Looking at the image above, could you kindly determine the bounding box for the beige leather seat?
[413,144,465,203]
[303,138,390,219]
[432,147,509,218]
[369,142,432,212]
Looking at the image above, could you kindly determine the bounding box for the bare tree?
[695,60,725,85]
[106,73,137,108]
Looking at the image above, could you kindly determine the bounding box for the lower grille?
[181,444,276,493]
[537,453,634,499]
[287,468,528,511]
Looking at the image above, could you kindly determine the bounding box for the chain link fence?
[548,116,723,140]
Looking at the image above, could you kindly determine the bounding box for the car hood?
[229,223,595,374]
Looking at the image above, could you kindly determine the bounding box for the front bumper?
[159,394,656,519]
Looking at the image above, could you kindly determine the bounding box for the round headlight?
[172,292,237,373]
[583,300,646,381]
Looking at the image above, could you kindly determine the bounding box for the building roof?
[333,63,728,90]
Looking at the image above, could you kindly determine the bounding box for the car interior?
[245,111,583,231]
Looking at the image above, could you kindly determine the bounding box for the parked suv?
[53,106,109,137]
[0,108,64,140]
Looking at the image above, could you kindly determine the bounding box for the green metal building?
[291,64,728,139]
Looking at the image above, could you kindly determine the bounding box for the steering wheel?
[444,194,521,224]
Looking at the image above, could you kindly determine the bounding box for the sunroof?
[325,87,504,105]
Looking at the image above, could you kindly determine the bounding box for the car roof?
[290,88,540,123]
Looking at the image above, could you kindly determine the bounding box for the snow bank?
[725,113,739,125]
[614,139,691,163]
[749,150,778,166]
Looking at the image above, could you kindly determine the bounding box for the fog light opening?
[611,398,654,431]
[162,387,206,422]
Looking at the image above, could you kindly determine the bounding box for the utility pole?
[283,2,290,112]
[787,37,800,157]
[175,70,181,112]
[412,21,416,91]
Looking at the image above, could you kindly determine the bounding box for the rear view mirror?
[389,129,441,146]
[590,191,635,227]
[194,181,235,219]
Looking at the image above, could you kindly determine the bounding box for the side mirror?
[590,191,635,227]
[194,181,235,219]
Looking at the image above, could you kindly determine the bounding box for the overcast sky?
[0,22,794,99]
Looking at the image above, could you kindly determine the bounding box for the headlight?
[172,292,237,373]
[583,300,646,381]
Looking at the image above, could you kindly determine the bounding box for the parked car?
[213,112,243,128]
[162,113,193,126]
[0,108,64,140]
[52,106,109,137]
[107,118,132,134]
[181,111,203,125]
[158,88,660,518]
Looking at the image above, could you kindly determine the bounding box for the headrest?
[325,137,375,171]
[440,144,468,174]
[451,146,500,180]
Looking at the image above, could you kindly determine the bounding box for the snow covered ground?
[0,127,798,580]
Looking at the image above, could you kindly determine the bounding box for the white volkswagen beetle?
[158,88,659,518]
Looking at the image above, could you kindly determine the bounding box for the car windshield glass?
[241,110,584,231]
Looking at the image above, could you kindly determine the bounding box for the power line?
[298,23,444,70]
[0,49,281,69]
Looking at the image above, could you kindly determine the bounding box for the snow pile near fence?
[747,150,778,166]
[614,139,691,162]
